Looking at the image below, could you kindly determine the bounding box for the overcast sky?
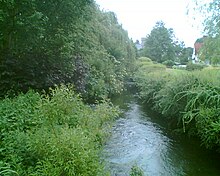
[95,0,206,47]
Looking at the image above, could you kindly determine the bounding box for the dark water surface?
[104,90,220,176]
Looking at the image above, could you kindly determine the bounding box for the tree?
[0,0,93,95]
[199,36,220,64]
[0,1,136,100]
[143,21,176,63]
[191,0,220,64]
[179,47,193,64]
[174,41,193,64]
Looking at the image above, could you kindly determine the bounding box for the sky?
[95,0,206,47]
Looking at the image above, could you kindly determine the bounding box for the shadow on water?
[104,87,220,176]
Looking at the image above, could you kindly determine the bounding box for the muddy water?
[104,90,220,176]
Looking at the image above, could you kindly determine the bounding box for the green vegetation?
[134,58,220,151]
[191,0,220,65]
[129,165,144,176]
[186,62,207,71]
[3,0,220,175]
[0,1,136,175]
[140,21,193,65]
[0,85,119,175]
[142,21,176,63]
[0,1,136,101]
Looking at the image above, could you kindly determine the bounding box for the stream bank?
[104,89,220,176]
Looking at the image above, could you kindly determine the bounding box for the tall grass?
[134,59,220,151]
[0,85,119,175]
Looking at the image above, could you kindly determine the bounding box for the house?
[135,38,146,50]
[135,40,142,50]
[192,36,207,63]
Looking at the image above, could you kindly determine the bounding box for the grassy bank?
[134,57,220,151]
[0,85,119,175]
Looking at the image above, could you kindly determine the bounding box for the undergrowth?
[134,58,220,151]
[0,85,119,175]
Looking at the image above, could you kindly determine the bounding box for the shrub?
[186,62,206,71]
[135,57,166,73]
[0,85,119,175]
[134,71,170,105]
[138,57,152,63]
[162,60,175,67]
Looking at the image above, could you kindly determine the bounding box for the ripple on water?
[105,93,220,176]
[104,102,185,176]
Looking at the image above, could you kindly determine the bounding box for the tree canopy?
[142,21,176,63]
[141,21,192,64]
[0,1,136,100]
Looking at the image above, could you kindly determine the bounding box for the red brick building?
[192,36,207,63]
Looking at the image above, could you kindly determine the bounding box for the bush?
[186,62,207,71]
[0,85,119,175]
[134,59,170,104]
[162,60,175,67]
[134,71,170,105]
[138,57,152,63]
[136,58,165,72]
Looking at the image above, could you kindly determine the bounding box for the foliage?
[135,57,166,73]
[190,0,220,64]
[162,60,175,67]
[0,1,136,101]
[141,21,192,65]
[129,165,144,176]
[142,21,176,63]
[134,58,167,105]
[135,71,169,105]
[198,36,220,65]
[186,62,207,71]
[134,59,220,151]
[82,9,136,101]
[0,0,92,93]
[0,85,119,175]
[176,47,193,64]
[196,107,220,149]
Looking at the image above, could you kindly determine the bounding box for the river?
[103,88,220,176]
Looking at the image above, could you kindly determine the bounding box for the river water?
[104,89,220,176]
